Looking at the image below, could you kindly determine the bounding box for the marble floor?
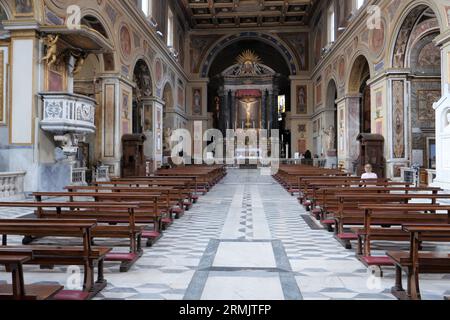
[0,169,449,300]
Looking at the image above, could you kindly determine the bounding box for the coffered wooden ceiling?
[180,0,315,29]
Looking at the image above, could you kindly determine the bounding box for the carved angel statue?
[41,34,59,67]
[323,125,336,152]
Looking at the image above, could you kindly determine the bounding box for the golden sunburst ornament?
[236,50,262,65]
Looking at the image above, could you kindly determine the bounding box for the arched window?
[167,7,174,47]
[355,0,365,10]
[141,0,153,17]
[327,4,335,44]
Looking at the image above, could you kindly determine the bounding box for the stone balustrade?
[0,171,26,200]
[95,165,110,182]
[70,167,87,186]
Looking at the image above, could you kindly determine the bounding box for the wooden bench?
[0,219,111,299]
[99,179,195,211]
[0,251,63,300]
[0,202,143,272]
[387,225,450,300]
[356,204,450,268]
[327,193,450,248]
[65,185,184,222]
[34,193,166,247]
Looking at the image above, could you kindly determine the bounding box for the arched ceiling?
[180,0,315,29]
[208,39,291,77]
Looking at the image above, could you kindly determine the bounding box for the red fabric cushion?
[321,219,335,225]
[142,230,161,239]
[105,253,137,262]
[361,256,394,266]
[337,233,358,240]
[53,290,90,301]
[171,208,183,214]
[162,218,172,224]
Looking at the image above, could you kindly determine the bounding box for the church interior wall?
[0,0,448,190]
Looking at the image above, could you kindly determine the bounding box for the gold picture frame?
[13,0,35,17]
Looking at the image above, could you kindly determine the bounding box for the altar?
[214,50,281,133]
[236,147,261,169]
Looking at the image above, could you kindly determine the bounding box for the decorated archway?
[388,4,442,180]
[199,32,299,78]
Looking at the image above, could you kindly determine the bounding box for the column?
[261,90,267,129]
[385,72,410,179]
[272,88,280,130]
[152,97,165,171]
[99,75,134,176]
[432,32,450,189]
[7,29,40,191]
[230,91,236,130]
[268,91,274,129]
[336,95,361,172]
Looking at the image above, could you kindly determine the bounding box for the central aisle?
[95,169,398,300]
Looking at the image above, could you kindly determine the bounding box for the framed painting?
[14,0,34,17]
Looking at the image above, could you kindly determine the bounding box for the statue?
[323,125,336,152]
[41,35,59,67]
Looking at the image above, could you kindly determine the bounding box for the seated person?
[361,163,378,180]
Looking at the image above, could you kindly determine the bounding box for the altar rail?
[0,171,26,199]
[70,167,87,186]
[95,165,110,182]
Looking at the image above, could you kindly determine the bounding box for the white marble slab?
[201,276,284,300]
[212,242,277,268]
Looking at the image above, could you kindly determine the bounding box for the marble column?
[261,90,267,129]
[268,91,274,130]
[385,72,410,179]
[432,32,450,190]
[336,95,361,172]
[272,89,280,130]
[230,91,236,130]
[219,89,227,134]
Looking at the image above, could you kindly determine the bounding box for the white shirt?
[361,172,378,179]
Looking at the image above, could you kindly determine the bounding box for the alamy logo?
[66,266,82,290]
[367,5,381,30]
[366,266,382,290]
[66,5,81,30]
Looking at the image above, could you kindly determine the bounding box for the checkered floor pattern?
[0,169,448,300]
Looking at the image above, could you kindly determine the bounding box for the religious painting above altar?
[212,50,283,132]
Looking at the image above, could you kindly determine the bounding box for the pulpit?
[121,134,147,178]
[356,133,385,178]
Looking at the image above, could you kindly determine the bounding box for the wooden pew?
[357,204,450,267]
[0,251,63,300]
[157,165,226,189]
[302,180,414,211]
[0,219,111,299]
[33,192,165,247]
[387,225,450,300]
[315,187,441,221]
[65,185,184,221]
[99,179,195,211]
[0,202,143,272]
[326,193,450,249]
